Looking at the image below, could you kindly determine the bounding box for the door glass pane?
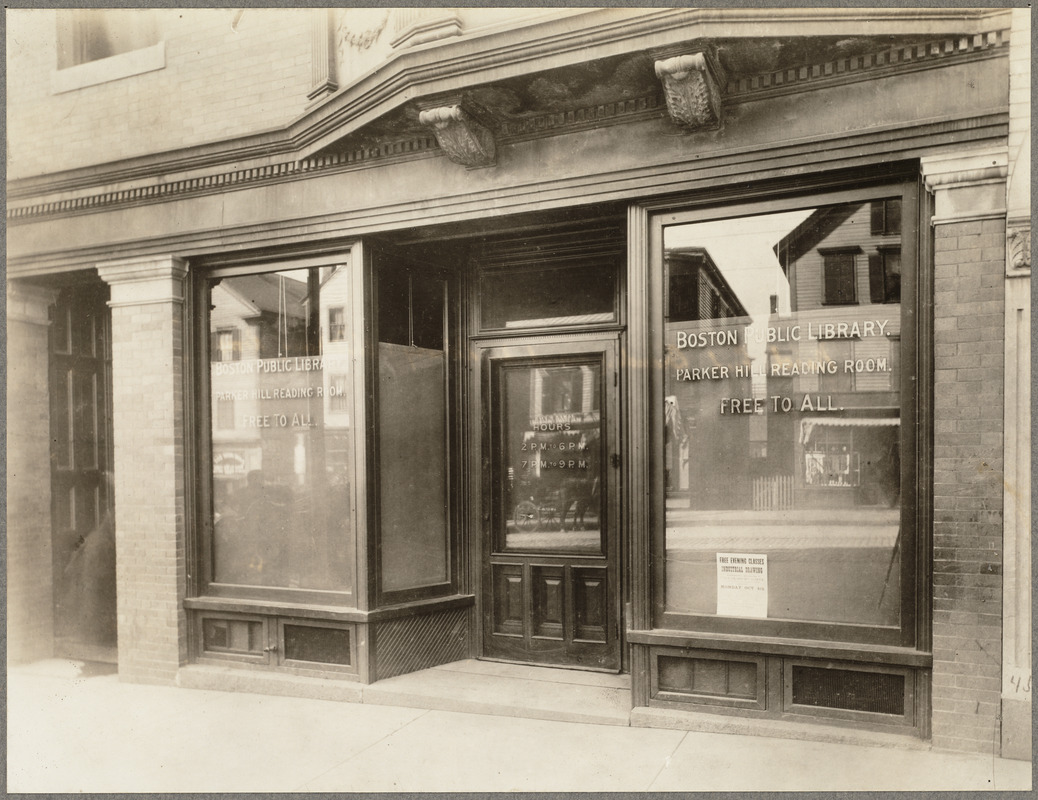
[209,264,353,592]
[498,359,603,555]
[663,198,902,626]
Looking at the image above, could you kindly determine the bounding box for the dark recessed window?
[283,624,351,666]
[869,247,902,305]
[822,250,858,306]
[870,198,902,236]
[481,263,616,330]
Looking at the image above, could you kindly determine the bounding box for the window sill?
[627,629,932,668]
[52,41,165,94]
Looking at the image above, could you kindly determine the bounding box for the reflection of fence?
[753,474,794,510]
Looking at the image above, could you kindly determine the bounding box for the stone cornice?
[8,93,669,223]
[7,6,1010,204]
[727,28,1009,100]
[7,136,442,222]
[7,17,1013,227]
[7,113,1008,278]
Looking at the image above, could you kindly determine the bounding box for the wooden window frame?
[628,170,931,655]
[366,248,463,609]
[191,248,365,610]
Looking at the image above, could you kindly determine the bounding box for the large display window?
[653,181,925,647]
[200,255,358,602]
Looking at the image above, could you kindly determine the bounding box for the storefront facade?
[6,7,1030,758]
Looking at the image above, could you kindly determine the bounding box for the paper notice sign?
[716,553,768,618]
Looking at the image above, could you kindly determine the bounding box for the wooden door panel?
[492,563,524,637]
[51,368,73,468]
[480,337,620,671]
[573,566,608,642]
[531,565,565,640]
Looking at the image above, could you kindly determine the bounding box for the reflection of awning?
[800,417,899,444]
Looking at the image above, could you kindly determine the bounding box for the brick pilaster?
[922,149,1008,754]
[6,282,58,664]
[97,256,189,684]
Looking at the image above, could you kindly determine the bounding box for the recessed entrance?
[49,283,117,662]
[478,336,621,671]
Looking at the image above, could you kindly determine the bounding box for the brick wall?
[930,218,1006,753]
[6,284,56,663]
[6,9,312,179]
[101,259,189,684]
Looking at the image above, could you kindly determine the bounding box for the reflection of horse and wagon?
[507,420,601,536]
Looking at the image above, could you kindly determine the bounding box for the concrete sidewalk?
[7,658,1032,793]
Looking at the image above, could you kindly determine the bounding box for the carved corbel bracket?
[1008,225,1031,272]
[654,52,723,131]
[418,104,496,168]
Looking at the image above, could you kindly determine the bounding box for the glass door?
[479,337,620,670]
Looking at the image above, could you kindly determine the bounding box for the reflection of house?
[317,266,353,478]
[664,248,752,507]
[766,202,902,508]
[666,247,748,322]
[210,274,313,498]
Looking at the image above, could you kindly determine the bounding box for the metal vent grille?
[791,665,904,715]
